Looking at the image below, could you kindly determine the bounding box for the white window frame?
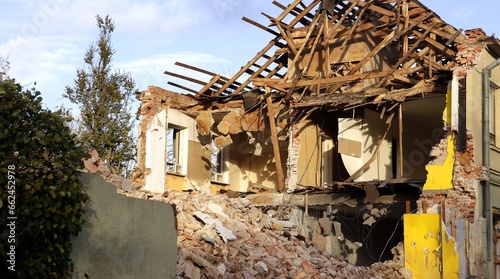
[210,142,229,184]
[166,124,188,175]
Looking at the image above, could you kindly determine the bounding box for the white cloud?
[116,52,230,93]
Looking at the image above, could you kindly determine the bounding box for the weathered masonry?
[134,1,500,278]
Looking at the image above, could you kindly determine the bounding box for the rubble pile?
[83,152,410,278]
[121,189,409,279]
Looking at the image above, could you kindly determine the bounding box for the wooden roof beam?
[346,12,433,75]
[288,10,322,79]
[376,22,438,87]
[286,0,321,28]
[253,67,424,88]
[197,74,221,96]
[274,0,304,22]
[242,17,280,37]
[213,39,280,96]
[167,82,198,95]
[232,54,279,95]
[412,29,456,59]
[272,1,314,26]
[164,70,207,86]
[347,0,395,17]
[173,62,250,93]
[272,19,298,55]
[340,0,374,49]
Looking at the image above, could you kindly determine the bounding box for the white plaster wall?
[166,109,199,142]
[338,117,365,181]
[145,109,167,193]
[338,109,393,181]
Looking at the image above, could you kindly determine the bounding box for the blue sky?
[0,0,498,111]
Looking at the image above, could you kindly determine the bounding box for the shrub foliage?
[0,79,88,278]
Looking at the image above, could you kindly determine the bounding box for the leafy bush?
[0,79,88,278]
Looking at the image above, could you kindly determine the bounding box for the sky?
[0,0,499,111]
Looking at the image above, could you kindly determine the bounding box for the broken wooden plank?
[275,0,305,23]
[167,82,198,94]
[253,67,424,89]
[273,19,298,55]
[197,74,220,96]
[266,93,286,193]
[288,10,322,79]
[286,0,321,28]
[242,16,280,37]
[399,104,403,178]
[214,39,278,96]
[164,70,206,86]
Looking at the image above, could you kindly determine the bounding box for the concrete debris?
[214,135,233,149]
[363,216,376,226]
[196,111,214,136]
[155,189,408,278]
[122,179,133,192]
[255,261,269,274]
[91,149,99,163]
[218,110,243,135]
[254,142,262,156]
[84,158,99,174]
[194,212,237,242]
[97,164,111,177]
[83,154,408,278]
[83,151,143,191]
[246,132,255,144]
[333,221,345,241]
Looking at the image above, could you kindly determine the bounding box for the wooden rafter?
[253,67,424,88]
[375,22,439,87]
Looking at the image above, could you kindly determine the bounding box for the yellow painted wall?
[441,221,460,279]
[423,135,455,190]
[423,85,454,190]
[404,213,460,279]
[165,173,185,191]
[404,214,442,278]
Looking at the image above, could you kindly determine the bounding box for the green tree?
[0,78,88,278]
[65,15,137,175]
[0,56,10,80]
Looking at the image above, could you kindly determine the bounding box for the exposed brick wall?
[286,111,301,192]
[418,29,490,224]
[136,86,198,173]
[419,131,484,224]
[455,28,488,69]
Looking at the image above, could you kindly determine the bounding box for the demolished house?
[134,1,500,278]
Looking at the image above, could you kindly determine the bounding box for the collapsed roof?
[164,0,465,111]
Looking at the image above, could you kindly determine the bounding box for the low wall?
[71,173,177,279]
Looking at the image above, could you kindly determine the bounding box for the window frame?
[166,124,188,175]
[210,142,229,184]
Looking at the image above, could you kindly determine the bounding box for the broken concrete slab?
[194,212,237,241]
[84,158,99,173]
[122,179,133,192]
[213,135,232,149]
[195,111,214,136]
